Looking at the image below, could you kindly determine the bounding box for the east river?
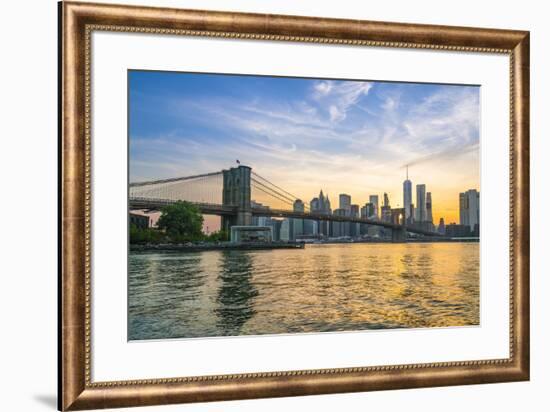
[128,243,479,340]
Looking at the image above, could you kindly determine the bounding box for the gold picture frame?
[59,1,530,410]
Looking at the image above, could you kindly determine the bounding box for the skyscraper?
[339,194,351,214]
[350,204,360,237]
[361,202,375,218]
[318,190,331,213]
[426,192,433,223]
[310,197,319,212]
[408,203,415,225]
[403,166,412,224]
[438,217,446,235]
[292,199,304,239]
[293,199,304,212]
[468,189,479,230]
[381,193,391,222]
[307,197,320,236]
[415,184,426,222]
[280,219,291,241]
[459,193,467,226]
[369,195,379,219]
[360,202,375,236]
[332,208,346,237]
[337,195,352,237]
[313,190,331,237]
[459,189,480,231]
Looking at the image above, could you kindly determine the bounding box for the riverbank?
[130,241,305,252]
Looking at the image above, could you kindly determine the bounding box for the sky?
[129,70,480,226]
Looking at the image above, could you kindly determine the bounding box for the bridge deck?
[129,197,441,237]
[258,208,440,236]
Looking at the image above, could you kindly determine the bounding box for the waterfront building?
[350,204,360,237]
[369,195,379,219]
[266,219,282,241]
[230,226,273,243]
[415,184,426,222]
[291,222,303,240]
[280,219,291,241]
[403,167,413,224]
[331,208,347,237]
[445,223,471,238]
[303,218,316,235]
[459,189,480,231]
[252,215,272,227]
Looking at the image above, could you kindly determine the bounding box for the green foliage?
[129,224,164,244]
[129,203,228,245]
[205,229,229,242]
[157,201,204,240]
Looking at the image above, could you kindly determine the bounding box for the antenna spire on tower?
[406,164,409,180]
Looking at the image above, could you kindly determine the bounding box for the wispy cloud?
[129,72,480,223]
[312,80,373,122]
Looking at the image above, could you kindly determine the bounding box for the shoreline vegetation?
[130,201,230,244]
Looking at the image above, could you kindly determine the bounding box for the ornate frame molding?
[60,1,529,410]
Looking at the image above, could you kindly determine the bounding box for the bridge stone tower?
[390,207,407,243]
[222,165,252,231]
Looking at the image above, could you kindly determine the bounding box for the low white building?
[230,226,273,243]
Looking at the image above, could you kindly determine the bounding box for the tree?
[129,224,163,244]
[157,201,204,240]
[206,229,229,242]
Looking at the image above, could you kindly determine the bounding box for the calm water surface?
[128,243,479,340]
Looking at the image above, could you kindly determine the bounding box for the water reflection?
[215,252,258,336]
[128,243,480,340]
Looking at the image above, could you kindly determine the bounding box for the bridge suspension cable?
[129,171,222,187]
[251,182,296,208]
[251,172,310,211]
[251,178,296,204]
[129,172,223,205]
[128,168,312,213]
[252,172,307,204]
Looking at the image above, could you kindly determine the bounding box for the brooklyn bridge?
[129,165,442,242]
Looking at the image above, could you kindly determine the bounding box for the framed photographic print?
[59,1,530,410]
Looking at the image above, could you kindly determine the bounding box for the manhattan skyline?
[129,70,480,224]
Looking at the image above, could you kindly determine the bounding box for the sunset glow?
[129,71,480,227]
